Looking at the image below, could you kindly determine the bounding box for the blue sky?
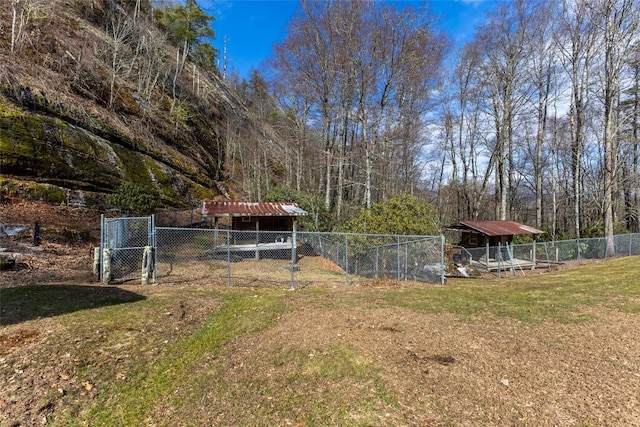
[200,0,503,79]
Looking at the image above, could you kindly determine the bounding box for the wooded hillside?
[0,0,274,208]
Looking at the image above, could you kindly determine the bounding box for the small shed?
[449,220,544,248]
[201,201,308,231]
[201,201,308,260]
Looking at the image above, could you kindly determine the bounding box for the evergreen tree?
[153,0,216,68]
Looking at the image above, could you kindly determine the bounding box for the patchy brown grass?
[1,258,640,426]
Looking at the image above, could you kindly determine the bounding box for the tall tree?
[269,0,446,219]
[556,0,598,237]
[474,0,533,220]
[527,2,558,229]
[154,0,216,99]
[620,45,640,232]
[591,0,640,255]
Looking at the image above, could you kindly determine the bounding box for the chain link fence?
[153,229,445,287]
[462,233,640,277]
[297,232,444,284]
[98,215,445,287]
[98,215,640,285]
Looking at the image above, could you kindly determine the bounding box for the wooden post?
[93,247,100,279]
[102,248,112,284]
[141,246,153,285]
[486,242,490,267]
[33,221,41,246]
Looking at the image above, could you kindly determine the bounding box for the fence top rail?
[154,226,443,240]
[156,226,219,231]
[105,216,152,221]
[298,231,442,239]
[108,246,150,250]
[371,237,443,249]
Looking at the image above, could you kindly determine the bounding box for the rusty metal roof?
[454,220,544,236]
[202,201,308,217]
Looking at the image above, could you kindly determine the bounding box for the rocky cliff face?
[0,0,256,208]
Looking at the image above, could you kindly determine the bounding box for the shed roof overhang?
[449,220,544,237]
[202,201,308,218]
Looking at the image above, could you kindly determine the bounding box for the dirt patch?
[0,200,103,288]
[0,199,103,242]
[0,329,40,354]
[196,292,640,426]
[0,241,95,288]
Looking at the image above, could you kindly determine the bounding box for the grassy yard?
[1,256,640,426]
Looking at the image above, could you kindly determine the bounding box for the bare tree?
[10,0,21,54]
[10,0,52,54]
[104,10,134,109]
[454,43,497,221]
[475,0,533,220]
[555,0,598,237]
[590,0,640,255]
[620,45,640,232]
[527,2,559,229]
[270,0,446,219]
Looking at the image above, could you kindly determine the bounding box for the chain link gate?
[99,215,155,284]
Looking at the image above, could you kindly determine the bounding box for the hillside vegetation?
[0,0,269,208]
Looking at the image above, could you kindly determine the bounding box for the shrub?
[337,194,440,236]
[106,182,159,215]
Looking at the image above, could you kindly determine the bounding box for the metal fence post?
[532,240,536,270]
[344,234,349,285]
[227,229,231,286]
[486,243,490,268]
[397,236,401,281]
[151,214,157,284]
[441,235,445,285]
[543,241,551,269]
[375,246,379,279]
[404,242,408,280]
[99,214,105,283]
[497,242,501,279]
[290,220,297,290]
[577,237,581,264]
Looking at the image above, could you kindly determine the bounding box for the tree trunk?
[11,1,19,54]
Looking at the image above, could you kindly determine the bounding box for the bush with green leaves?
[106,182,160,215]
[337,194,440,236]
